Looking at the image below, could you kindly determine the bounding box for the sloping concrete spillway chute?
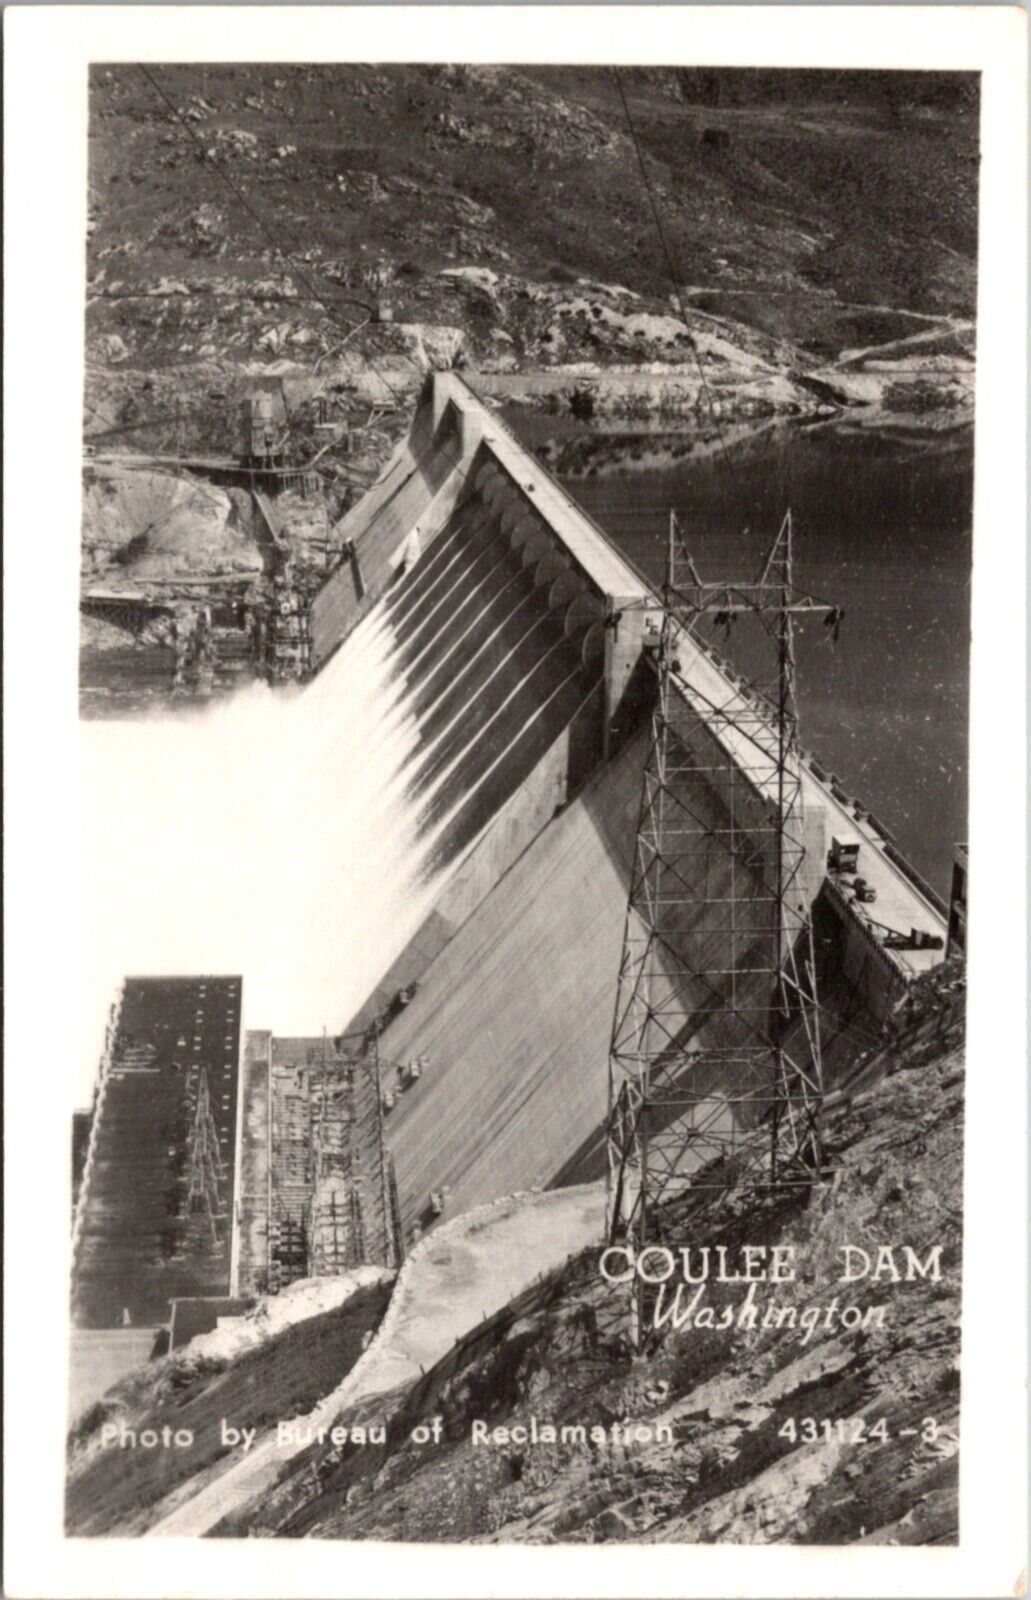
[310,380,654,890]
[301,373,947,1239]
[379,730,648,1222]
[382,467,609,875]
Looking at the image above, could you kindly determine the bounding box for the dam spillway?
[378,464,610,874]
[265,373,950,1241]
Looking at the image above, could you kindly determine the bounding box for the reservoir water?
[509,412,973,899]
[78,412,971,1097]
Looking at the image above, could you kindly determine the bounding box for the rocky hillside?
[65,1276,392,1535]
[66,962,964,1543]
[211,964,964,1545]
[85,65,978,442]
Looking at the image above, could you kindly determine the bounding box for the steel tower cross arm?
[668,511,842,622]
[675,591,840,615]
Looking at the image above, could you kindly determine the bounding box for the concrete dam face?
[293,374,947,1239]
[379,460,609,877]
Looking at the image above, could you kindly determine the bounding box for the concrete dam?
[298,373,948,1238]
[70,373,951,1405]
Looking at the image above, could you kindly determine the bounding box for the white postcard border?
[4,7,1026,1598]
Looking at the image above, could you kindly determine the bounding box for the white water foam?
[78,603,440,1104]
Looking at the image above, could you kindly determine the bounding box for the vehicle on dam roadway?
[828,834,862,875]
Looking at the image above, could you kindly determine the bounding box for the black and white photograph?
[4,8,1027,1598]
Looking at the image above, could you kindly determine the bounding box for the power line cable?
[135,67,478,416]
[94,472,242,564]
[136,65,364,320]
[94,287,363,313]
[83,397,123,434]
[135,64,409,407]
[85,402,224,443]
[610,68,728,456]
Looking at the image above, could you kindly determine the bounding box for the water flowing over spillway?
[79,490,606,1101]
[72,375,952,1324]
[79,601,436,1099]
[384,492,606,872]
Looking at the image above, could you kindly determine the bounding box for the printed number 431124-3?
[778,1417,941,1445]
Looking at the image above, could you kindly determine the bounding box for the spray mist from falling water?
[78,601,442,1104]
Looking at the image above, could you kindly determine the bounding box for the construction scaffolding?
[606,510,840,1341]
[267,1033,401,1292]
[307,1038,365,1277]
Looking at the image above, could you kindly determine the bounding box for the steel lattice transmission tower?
[183,1068,225,1247]
[606,510,841,1339]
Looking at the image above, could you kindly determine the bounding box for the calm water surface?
[508,413,973,898]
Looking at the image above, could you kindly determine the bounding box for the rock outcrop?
[219,965,965,1544]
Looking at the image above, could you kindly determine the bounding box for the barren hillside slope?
[66,963,964,1544]
[86,65,978,436]
[226,964,962,1545]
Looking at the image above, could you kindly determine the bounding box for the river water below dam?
[508,411,973,899]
